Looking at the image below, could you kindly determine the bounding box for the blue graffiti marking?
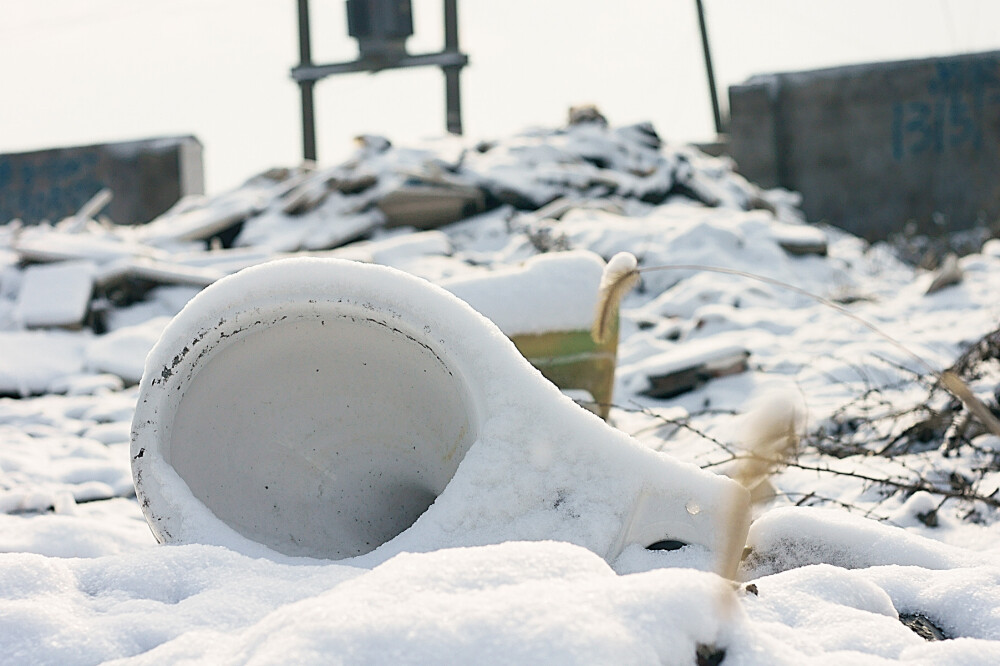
[891,56,1000,160]
[0,151,105,223]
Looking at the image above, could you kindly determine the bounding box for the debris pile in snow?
[3,116,1000,664]
[0,118,816,396]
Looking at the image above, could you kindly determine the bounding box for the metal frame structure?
[694,0,723,135]
[293,0,468,162]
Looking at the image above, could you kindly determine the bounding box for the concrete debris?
[378,177,485,229]
[770,220,828,257]
[94,257,224,290]
[567,104,609,127]
[631,342,751,400]
[531,196,626,223]
[64,188,114,233]
[136,193,261,246]
[0,116,817,393]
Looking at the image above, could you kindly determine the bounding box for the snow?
[605,249,639,277]
[2,119,1000,663]
[441,249,605,335]
[14,261,95,328]
[85,317,171,385]
[742,507,980,576]
[618,338,749,395]
[0,330,90,396]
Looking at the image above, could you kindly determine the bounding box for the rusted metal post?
[695,0,723,134]
[443,0,463,135]
[297,0,317,161]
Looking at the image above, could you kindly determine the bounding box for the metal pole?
[297,0,317,161]
[695,0,723,135]
[443,0,463,135]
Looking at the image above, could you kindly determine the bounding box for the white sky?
[2,0,999,193]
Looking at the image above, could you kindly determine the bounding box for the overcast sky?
[3,0,999,193]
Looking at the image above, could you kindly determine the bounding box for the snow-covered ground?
[2,120,1000,664]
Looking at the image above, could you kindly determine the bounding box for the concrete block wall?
[0,136,204,225]
[729,50,1000,240]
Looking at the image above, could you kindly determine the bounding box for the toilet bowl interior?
[164,306,478,559]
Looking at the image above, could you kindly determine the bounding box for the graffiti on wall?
[0,151,106,224]
[892,56,1000,160]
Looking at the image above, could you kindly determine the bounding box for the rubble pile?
[0,117,821,396]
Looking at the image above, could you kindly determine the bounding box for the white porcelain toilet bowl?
[131,257,750,575]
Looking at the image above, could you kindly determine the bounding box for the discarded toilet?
[131,257,750,576]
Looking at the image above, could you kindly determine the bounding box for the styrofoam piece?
[131,257,750,576]
[15,261,96,328]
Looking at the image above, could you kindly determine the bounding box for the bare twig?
[706,453,1000,508]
